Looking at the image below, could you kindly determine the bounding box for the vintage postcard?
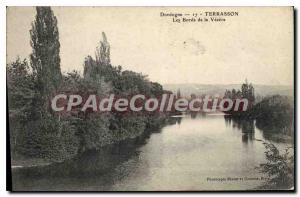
[7,7,294,191]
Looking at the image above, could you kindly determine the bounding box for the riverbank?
[11,157,52,169]
[11,115,178,170]
[12,114,288,191]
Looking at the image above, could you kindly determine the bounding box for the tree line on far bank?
[223,79,293,132]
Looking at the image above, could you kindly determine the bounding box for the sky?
[7,7,294,85]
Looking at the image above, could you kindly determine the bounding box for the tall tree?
[95,32,110,66]
[30,6,62,97]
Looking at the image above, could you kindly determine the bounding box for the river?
[12,113,293,191]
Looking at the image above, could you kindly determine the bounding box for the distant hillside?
[163,84,294,97]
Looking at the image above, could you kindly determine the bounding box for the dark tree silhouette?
[30,6,62,96]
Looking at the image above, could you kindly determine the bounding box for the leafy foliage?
[8,7,170,163]
[256,140,294,189]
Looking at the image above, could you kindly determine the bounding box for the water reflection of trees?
[190,111,207,119]
[12,118,180,190]
[13,132,153,190]
[224,116,255,144]
[170,116,182,125]
[224,115,293,144]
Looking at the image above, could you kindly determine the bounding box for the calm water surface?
[12,113,292,191]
